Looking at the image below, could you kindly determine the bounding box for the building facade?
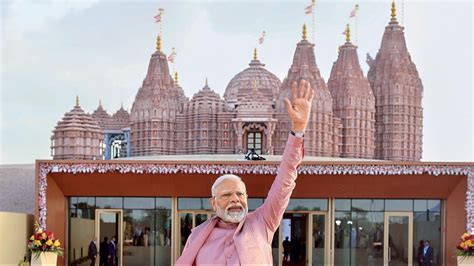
[50,2,423,161]
[36,158,471,266]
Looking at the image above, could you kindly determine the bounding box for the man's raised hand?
[284,79,314,133]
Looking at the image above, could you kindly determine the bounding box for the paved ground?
[0,164,35,214]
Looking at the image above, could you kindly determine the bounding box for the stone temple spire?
[130,33,182,156]
[328,24,376,159]
[51,98,103,160]
[367,0,423,161]
[274,24,342,157]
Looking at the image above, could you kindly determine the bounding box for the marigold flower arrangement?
[457,232,474,257]
[27,223,63,259]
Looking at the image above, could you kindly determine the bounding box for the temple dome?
[223,50,281,107]
[51,98,103,160]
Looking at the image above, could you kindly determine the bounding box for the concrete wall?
[0,164,35,214]
[0,212,34,265]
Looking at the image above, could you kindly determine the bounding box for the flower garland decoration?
[38,162,473,231]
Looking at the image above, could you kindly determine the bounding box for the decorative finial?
[253,48,257,60]
[345,24,351,43]
[302,23,307,40]
[205,77,208,86]
[75,96,80,107]
[391,0,397,19]
[156,34,161,52]
[121,102,123,108]
[174,72,179,84]
[99,99,102,107]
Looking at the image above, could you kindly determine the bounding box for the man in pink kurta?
[176,80,314,266]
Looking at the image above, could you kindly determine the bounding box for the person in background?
[88,236,98,266]
[99,236,108,266]
[421,240,434,266]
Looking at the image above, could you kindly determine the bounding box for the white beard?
[216,203,248,223]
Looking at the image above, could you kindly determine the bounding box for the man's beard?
[216,203,248,223]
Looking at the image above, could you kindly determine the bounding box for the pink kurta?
[176,134,303,265]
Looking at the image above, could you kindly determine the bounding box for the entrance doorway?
[95,209,123,266]
[384,212,413,266]
[282,213,307,266]
[279,212,328,266]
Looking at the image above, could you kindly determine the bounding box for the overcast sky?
[1,0,472,164]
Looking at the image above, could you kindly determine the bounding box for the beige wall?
[0,212,34,265]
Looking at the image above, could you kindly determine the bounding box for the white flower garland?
[38,162,474,231]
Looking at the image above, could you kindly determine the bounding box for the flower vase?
[30,252,57,266]
[457,256,474,266]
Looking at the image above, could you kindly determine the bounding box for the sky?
[1,0,473,164]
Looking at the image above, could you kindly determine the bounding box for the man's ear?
[209,197,217,211]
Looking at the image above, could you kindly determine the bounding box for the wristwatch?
[290,130,305,137]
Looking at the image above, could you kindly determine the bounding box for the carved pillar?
[265,122,276,155]
[233,121,244,154]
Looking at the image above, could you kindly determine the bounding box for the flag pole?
[312,0,316,44]
[159,8,164,36]
[355,4,359,45]
[173,48,176,74]
[402,0,405,26]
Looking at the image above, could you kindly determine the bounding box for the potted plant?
[27,223,63,266]
[457,232,474,265]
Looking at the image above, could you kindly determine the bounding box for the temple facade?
[51,2,423,161]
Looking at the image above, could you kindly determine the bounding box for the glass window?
[76,197,95,209]
[178,198,212,210]
[155,209,172,265]
[414,200,427,211]
[385,199,413,211]
[246,132,262,154]
[68,202,95,265]
[352,199,384,212]
[124,197,155,209]
[414,211,441,265]
[335,199,351,211]
[123,209,155,265]
[156,198,172,209]
[69,197,78,208]
[352,211,384,265]
[248,198,264,211]
[287,199,328,211]
[428,200,441,212]
[96,197,123,209]
[334,211,352,266]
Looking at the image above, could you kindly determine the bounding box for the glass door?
[310,212,328,266]
[178,211,214,254]
[278,212,328,266]
[95,209,123,266]
[384,212,413,266]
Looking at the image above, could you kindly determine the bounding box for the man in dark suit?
[421,240,434,266]
[88,237,98,266]
[99,236,108,266]
[108,236,117,266]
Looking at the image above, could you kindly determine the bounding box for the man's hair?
[211,174,245,197]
